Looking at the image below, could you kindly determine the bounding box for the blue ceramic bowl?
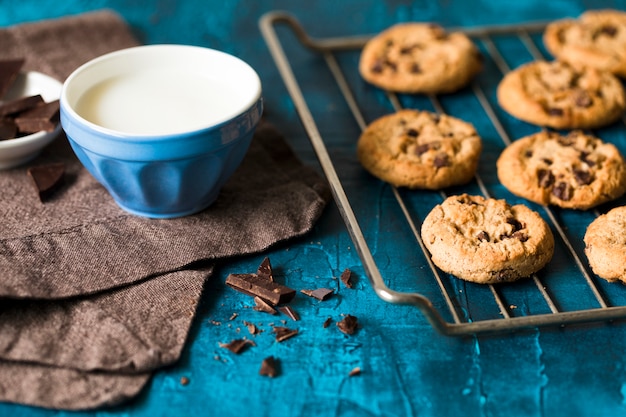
[60,44,262,218]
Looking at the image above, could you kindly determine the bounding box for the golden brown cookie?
[544,9,626,78]
[421,194,555,284]
[356,109,482,189]
[584,206,626,283]
[497,60,625,129]
[358,23,483,94]
[496,130,626,210]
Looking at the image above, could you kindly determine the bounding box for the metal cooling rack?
[259,11,626,336]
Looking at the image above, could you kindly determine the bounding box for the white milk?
[75,69,242,135]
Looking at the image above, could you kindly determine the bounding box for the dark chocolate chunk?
[476,231,490,242]
[256,257,274,282]
[371,59,384,73]
[406,128,418,137]
[0,94,44,117]
[599,25,618,37]
[226,273,296,306]
[415,143,430,156]
[537,169,555,188]
[409,63,421,74]
[300,288,334,301]
[574,91,593,108]
[552,181,573,201]
[0,59,24,98]
[547,107,564,116]
[14,100,60,133]
[337,314,359,335]
[259,356,280,378]
[253,296,278,315]
[278,305,300,321]
[26,163,65,201]
[506,218,524,232]
[273,326,298,342]
[511,231,529,242]
[574,168,593,185]
[219,338,254,354]
[541,158,553,165]
[0,118,17,140]
[433,153,450,168]
[340,268,353,288]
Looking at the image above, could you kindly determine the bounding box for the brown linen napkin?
[0,10,330,410]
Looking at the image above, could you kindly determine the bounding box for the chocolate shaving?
[273,326,298,342]
[259,356,280,378]
[27,163,65,201]
[219,338,255,354]
[349,367,361,377]
[256,257,274,282]
[0,58,24,98]
[337,314,359,335]
[340,268,353,288]
[253,296,278,315]
[278,305,300,321]
[300,288,334,301]
[323,317,333,328]
[226,273,295,306]
[243,321,260,335]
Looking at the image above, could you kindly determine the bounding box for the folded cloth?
[0,10,330,410]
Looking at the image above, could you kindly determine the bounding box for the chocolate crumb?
[273,326,298,342]
[278,305,300,321]
[323,317,333,328]
[337,314,359,335]
[349,367,361,377]
[180,376,190,386]
[300,288,334,301]
[229,313,238,321]
[340,268,353,288]
[219,338,255,354]
[253,296,278,315]
[27,162,65,201]
[537,169,555,188]
[259,356,280,378]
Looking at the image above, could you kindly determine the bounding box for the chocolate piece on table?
[26,162,65,201]
[0,118,17,140]
[0,94,44,117]
[340,268,353,288]
[243,321,260,335]
[322,317,333,328]
[219,338,255,354]
[337,314,359,335]
[300,288,334,301]
[259,356,280,378]
[225,273,296,306]
[256,257,274,282]
[278,305,300,321]
[273,326,298,342]
[253,296,278,315]
[14,99,60,133]
[0,58,24,98]
[349,367,361,377]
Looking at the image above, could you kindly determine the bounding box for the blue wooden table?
[3,1,626,416]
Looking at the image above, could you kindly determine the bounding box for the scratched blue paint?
[4,1,626,416]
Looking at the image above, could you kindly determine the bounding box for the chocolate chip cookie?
[497,130,626,210]
[584,206,626,283]
[357,109,482,189]
[421,194,555,284]
[496,60,625,129]
[359,23,483,94]
[544,9,626,78]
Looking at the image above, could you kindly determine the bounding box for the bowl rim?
[60,44,263,140]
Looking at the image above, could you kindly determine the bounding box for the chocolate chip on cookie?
[421,194,555,284]
[357,109,482,190]
[497,60,625,129]
[359,23,483,94]
[497,130,626,210]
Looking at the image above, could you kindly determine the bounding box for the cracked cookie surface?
[421,194,555,284]
[358,23,483,94]
[357,109,482,189]
[584,206,626,283]
[497,130,626,210]
[544,9,626,78]
[497,60,625,129]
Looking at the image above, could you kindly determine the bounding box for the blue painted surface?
[4,0,626,416]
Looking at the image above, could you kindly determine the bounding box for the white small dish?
[0,71,62,170]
